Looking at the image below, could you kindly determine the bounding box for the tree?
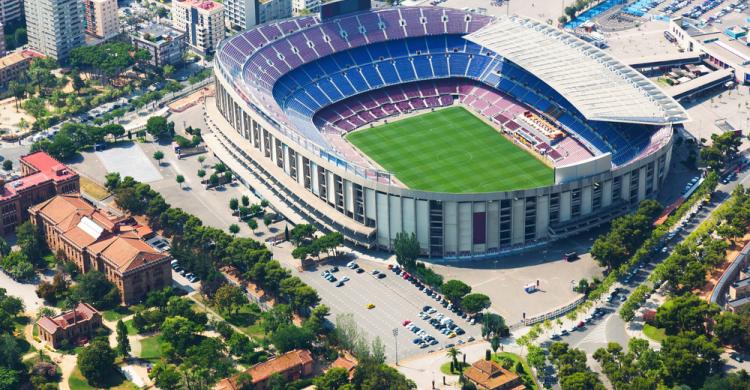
[290,224,316,246]
[270,324,314,352]
[229,198,239,215]
[161,316,202,354]
[16,221,45,263]
[0,251,34,281]
[247,219,258,233]
[0,367,19,390]
[104,172,121,190]
[229,224,240,236]
[461,293,491,313]
[163,64,175,78]
[197,169,206,179]
[69,271,120,309]
[394,232,420,270]
[0,239,8,258]
[198,155,206,167]
[446,347,460,370]
[655,294,719,335]
[1,161,11,172]
[116,319,130,356]
[441,280,472,304]
[661,332,722,388]
[149,362,181,390]
[209,174,220,187]
[213,284,246,315]
[146,116,173,139]
[351,359,416,389]
[241,195,250,208]
[314,367,349,390]
[8,81,25,112]
[153,150,165,165]
[560,371,605,390]
[176,175,185,189]
[714,312,747,348]
[263,214,273,227]
[481,313,509,339]
[71,72,85,93]
[77,339,116,387]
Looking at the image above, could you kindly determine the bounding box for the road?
[531,157,750,387]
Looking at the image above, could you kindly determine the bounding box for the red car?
[402,272,410,279]
[402,320,411,326]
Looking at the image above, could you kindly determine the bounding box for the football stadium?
[207,3,690,260]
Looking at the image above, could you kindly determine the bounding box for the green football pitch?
[345,106,554,193]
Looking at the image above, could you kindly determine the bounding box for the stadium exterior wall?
[210,69,674,260]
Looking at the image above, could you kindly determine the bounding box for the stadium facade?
[208,6,689,260]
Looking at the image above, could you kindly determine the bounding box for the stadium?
[208,5,690,260]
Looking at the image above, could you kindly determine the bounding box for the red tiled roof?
[215,349,313,390]
[31,194,169,272]
[37,303,101,334]
[0,152,76,201]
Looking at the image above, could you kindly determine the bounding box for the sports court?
[345,106,554,193]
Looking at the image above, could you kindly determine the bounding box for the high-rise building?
[131,23,186,67]
[24,0,84,61]
[0,0,23,25]
[83,0,119,40]
[172,0,224,56]
[292,0,319,17]
[0,23,5,56]
[225,0,291,30]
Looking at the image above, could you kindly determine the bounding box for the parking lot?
[276,247,481,362]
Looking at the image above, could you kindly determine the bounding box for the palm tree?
[446,347,460,373]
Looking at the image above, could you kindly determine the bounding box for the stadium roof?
[466,16,690,125]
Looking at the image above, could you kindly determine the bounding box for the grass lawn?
[69,365,138,390]
[440,361,470,376]
[494,352,539,390]
[643,324,667,343]
[346,106,553,193]
[138,335,163,361]
[79,175,110,200]
[124,319,138,336]
[102,306,136,322]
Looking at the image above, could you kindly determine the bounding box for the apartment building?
[292,0,319,16]
[225,0,291,30]
[172,0,224,56]
[83,0,119,40]
[0,0,23,24]
[29,194,172,305]
[0,151,78,236]
[131,23,186,67]
[24,0,85,60]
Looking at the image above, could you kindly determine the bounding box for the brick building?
[0,151,79,235]
[215,349,313,390]
[0,50,43,87]
[29,194,172,305]
[36,302,102,348]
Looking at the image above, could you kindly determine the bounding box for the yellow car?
[448,332,457,339]
[367,303,375,309]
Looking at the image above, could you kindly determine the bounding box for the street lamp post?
[392,328,399,366]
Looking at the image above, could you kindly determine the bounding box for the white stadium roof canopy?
[466,16,690,125]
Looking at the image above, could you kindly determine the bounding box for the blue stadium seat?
[431,55,449,77]
[378,61,401,84]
